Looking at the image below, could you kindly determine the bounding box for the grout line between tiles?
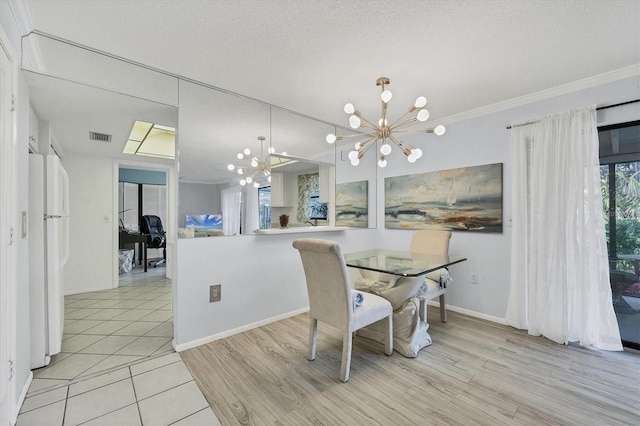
[167,407,211,425]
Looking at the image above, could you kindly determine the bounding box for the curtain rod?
[505,99,640,129]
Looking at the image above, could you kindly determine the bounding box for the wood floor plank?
[180,310,640,425]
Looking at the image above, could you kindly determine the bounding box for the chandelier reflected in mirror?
[326,77,445,167]
[227,136,275,188]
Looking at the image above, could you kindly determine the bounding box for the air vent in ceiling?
[89,131,112,143]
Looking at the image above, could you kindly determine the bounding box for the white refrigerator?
[29,153,70,369]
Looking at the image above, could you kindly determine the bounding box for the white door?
[0,38,16,426]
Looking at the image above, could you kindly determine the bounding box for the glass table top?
[344,249,467,277]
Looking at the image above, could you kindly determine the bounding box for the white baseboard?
[13,371,33,425]
[427,300,507,325]
[174,307,310,352]
[175,303,506,353]
[65,284,115,296]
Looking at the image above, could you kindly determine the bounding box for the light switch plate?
[210,284,221,302]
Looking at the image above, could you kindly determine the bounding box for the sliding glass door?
[599,121,640,348]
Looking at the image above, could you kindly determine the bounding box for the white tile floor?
[17,265,220,425]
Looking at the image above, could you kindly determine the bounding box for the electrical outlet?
[210,284,221,302]
[471,273,479,285]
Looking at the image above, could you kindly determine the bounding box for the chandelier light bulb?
[378,158,387,168]
[378,118,388,126]
[434,125,446,136]
[237,153,244,160]
[227,164,235,171]
[246,176,252,183]
[417,109,430,122]
[268,176,271,182]
[326,134,337,144]
[253,182,259,188]
[350,157,360,166]
[344,103,355,114]
[243,148,251,156]
[355,142,362,150]
[251,158,258,167]
[349,115,361,129]
[240,179,246,186]
[381,90,393,103]
[237,169,244,175]
[412,148,423,159]
[380,143,392,156]
[408,153,417,163]
[414,96,427,108]
[268,147,275,154]
[348,150,359,161]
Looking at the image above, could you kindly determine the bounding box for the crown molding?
[7,0,45,72]
[436,64,640,126]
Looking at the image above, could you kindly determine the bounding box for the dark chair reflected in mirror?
[141,215,166,267]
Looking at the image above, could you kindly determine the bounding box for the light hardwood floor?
[180,309,640,425]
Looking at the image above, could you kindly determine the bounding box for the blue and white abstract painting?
[336,180,368,228]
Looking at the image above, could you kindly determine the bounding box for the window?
[599,121,640,348]
[258,186,271,229]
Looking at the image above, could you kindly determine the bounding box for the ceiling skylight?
[123,120,175,159]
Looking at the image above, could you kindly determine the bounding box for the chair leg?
[308,318,317,361]
[439,293,447,322]
[340,331,353,382]
[384,315,393,356]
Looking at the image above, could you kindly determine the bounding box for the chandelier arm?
[388,135,413,156]
[359,136,380,158]
[352,111,378,129]
[389,115,421,131]
[356,135,378,150]
[381,100,388,126]
[387,109,414,129]
[393,127,432,133]
[335,131,377,139]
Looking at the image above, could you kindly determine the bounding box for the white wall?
[174,75,639,349]
[63,153,115,294]
[175,229,376,349]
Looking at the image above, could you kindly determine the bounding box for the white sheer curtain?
[221,186,241,236]
[506,105,622,351]
[243,184,260,234]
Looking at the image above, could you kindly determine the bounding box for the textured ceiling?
[19,0,640,182]
[23,0,639,124]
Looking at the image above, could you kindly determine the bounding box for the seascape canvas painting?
[385,163,503,232]
[336,180,368,228]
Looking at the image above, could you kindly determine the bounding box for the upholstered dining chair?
[292,238,393,382]
[409,229,452,322]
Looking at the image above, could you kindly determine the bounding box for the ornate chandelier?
[326,77,445,167]
[227,136,275,188]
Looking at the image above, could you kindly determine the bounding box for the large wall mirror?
[21,33,378,238]
[177,82,377,237]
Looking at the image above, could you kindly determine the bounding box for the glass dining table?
[344,249,467,277]
[344,248,467,357]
